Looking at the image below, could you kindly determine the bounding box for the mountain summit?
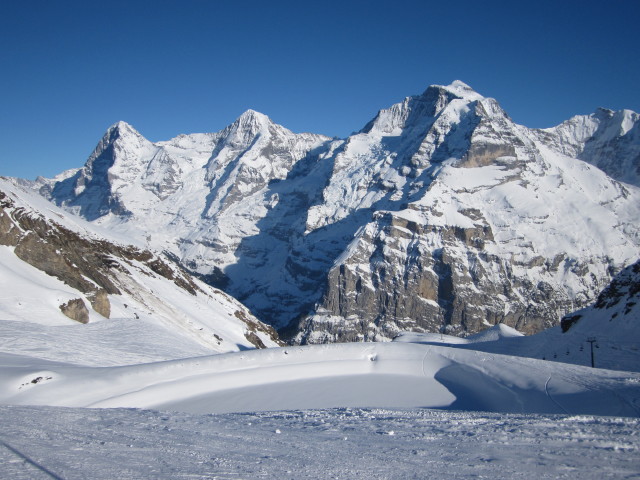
[35,82,640,342]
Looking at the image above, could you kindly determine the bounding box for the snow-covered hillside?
[0,178,281,360]
[34,81,640,343]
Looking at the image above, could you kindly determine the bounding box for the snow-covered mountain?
[35,81,640,343]
[535,107,640,187]
[0,178,281,362]
[295,82,640,342]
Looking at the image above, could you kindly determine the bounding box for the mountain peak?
[112,120,133,129]
[449,79,472,89]
[234,109,272,128]
[238,108,268,119]
[109,120,136,133]
[103,121,146,144]
[436,80,484,101]
[219,109,276,140]
[362,81,485,135]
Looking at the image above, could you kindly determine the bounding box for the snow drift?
[1,341,638,417]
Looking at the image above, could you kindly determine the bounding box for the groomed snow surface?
[1,406,639,479]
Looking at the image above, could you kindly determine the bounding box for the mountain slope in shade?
[0,178,281,363]
[35,81,640,342]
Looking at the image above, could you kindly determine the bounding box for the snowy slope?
[0,178,281,362]
[34,81,640,342]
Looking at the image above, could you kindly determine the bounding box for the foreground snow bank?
[1,341,639,417]
[0,405,638,480]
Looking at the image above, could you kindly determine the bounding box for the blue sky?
[1,0,638,179]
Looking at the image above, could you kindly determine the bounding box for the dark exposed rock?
[559,258,640,334]
[295,209,590,343]
[459,143,517,168]
[234,309,284,348]
[594,260,640,310]
[561,314,582,333]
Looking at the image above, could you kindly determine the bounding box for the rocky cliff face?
[34,81,640,343]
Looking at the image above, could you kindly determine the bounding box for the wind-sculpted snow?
[34,81,640,342]
[1,342,638,417]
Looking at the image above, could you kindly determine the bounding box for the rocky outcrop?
[234,309,281,349]
[593,260,640,311]
[459,143,517,168]
[88,290,111,318]
[59,298,89,324]
[560,259,640,334]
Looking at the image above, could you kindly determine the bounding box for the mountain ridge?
[30,81,640,342]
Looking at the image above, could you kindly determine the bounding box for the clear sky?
[1,0,638,179]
